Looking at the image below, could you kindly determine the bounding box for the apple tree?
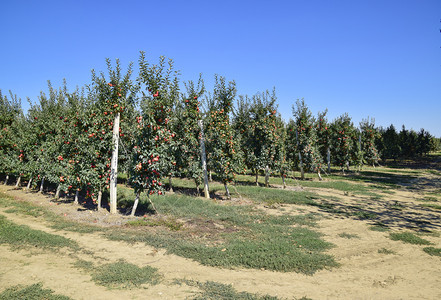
[205,75,242,198]
[129,54,179,215]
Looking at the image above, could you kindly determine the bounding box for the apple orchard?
[0,53,437,215]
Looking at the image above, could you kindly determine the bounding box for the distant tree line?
[376,124,440,160]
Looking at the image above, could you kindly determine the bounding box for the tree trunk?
[109,112,120,214]
[265,165,270,187]
[299,152,304,180]
[39,177,45,193]
[74,190,79,205]
[327,147,331,173]
[317,169,323,181]
[97,190,102,211]
[15,176,21,187]
[4,174,9,185]
[147,195,158,214]
[55,185,61,199]
[168,175,173,193]
[209,170,212,182]
[196,182,200,196]
[131,192,140,217]
[26,176,33,190]
[224,183,231,200]
[198,120,210,199]
[282,173,286,189]
[255,170,259,186]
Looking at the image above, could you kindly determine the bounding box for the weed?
[388,201,405,210]
[419,196,439,202]
[420,203,441,210]
[422,247,441,257]
[127,217,183,231]
[378,248,396,255]
[369,223,390,232]
[352,210,377,220]
[338,232,360,239]
[389,232,432,245]
[235,185,320,206]
[72,259,94,271]
[0,215,79,250]
[0,283,72,300]
[0,195,100,234]
[178,279,280,300]
[91,259,161,288]
[106,191,337,274]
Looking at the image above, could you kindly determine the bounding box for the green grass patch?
[127,217,183,231]
[422,247,441,257]
[0,194,100,234]
[0,283,72,300]
[369,223,390,232]
[338,232,360,239]
[235,185,321,206]
[420,203,441,210]
[378,248,396,255]
[109,188,337,275]
[180,280,280,300]
[79,259,161,289]
[0,215,78,250]
[420,196,439,202]
[389,232,433,245]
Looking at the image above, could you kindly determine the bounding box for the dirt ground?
[1,170,441,299]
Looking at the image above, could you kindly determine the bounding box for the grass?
[378,248,396,255]
[127,216,184,231]
[422,247,441,257]
[234,185,320,206]
[389,232,433,245]
[75,259,161,288]
[179,280,281,300]
[420,203,441,210]
[0,214,79,250]
[369,223,390,232]
[418,196,439,202]
[109,187,337,275]
[0,283,72,300]
[338,232,360,239]
[0,194,100,234]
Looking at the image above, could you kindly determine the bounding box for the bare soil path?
[1,175,441,299]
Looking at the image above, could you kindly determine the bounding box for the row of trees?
[1,53,439,215]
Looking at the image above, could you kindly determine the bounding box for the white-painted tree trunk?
[4,174,9,185]
[74,190,79,205]
[327,147,331,173]
[131,192,140,216]
[109,112,120,214]
[97,190,102,211]
[198,120,210,199]
[265,165,270,187]
[281,173,286,189]
[15,176,21,187]
[27,176,33,189]
[168,175,173,193]
[299,152,305,180]
[39,177,45,193]
[224,183,231,200]
[55,185,61,198]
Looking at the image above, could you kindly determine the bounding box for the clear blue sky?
[1,0,440,136]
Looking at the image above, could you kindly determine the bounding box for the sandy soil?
[1,174,441,299]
